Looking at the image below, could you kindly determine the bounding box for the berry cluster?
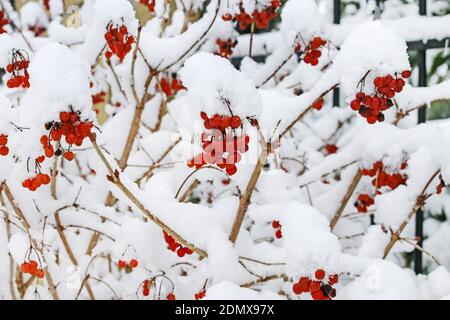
[6,50,30,89]
[297,37,327,66]
[20,260,45,278]
[350,70,410,124]
[292,269,338,300]
[42,110,93,159]
[163,231,193,257]
[158,74,184,98]
[118,259,139,269]
[355,160,407,213]
[0,10,9,34]
[195,290,206,300]
[104,22,135,62]
[272,220,282,239]
[22,173,51,192]
[354,194,374,213]
[226,0,280,31]
[216,38,236,59]
[92,91,106,105]
[0,134,9,156]
[139,0,155,12]
[142,279,151,297]
[187,112,250,176]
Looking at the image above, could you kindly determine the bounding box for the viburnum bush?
[0,0,449,301]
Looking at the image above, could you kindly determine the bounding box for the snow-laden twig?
[90,135,208,258]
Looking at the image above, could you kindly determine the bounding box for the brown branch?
[107,59,128,101]
[240,274,288,288]
[383,169,440,259]
[130,25,142,104]
[258,52,295,88]
[399,237,441,266]
[50,149,59,200]
[159,0,222,72]
[329,169,363,230]
[2,183,59,300]
[279,84,339,139]
[179,179,200,203]
[229,147,269,244]
[90,135,208,258]
[2,211,17,299]
[136,137,181,184]
[54,210,96,300]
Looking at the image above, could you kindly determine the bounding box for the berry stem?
[54,210,96,299]
[329,168,363,230]
[1,183,59,300]
[383,169,440,259]
[89,136,208,258]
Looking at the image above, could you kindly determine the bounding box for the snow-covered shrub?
[0,0,449,300]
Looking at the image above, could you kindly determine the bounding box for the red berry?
[315,269,325,280]
[36,269,45,279]
[401,70,411,78]
[275,229,282,239]
[0,146,9,156]
[167,293,176,300]
[0,134,7,145]
[129,259,138,268]
[63,151,74,161]
[272,220,281,229]
[230,116,242,129]
[292,283,302,294]
[118,260,127,268]
[328,274,338,285]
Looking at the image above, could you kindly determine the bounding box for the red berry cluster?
[158,74,184,98]
[272,220,282,239]
[92,91,106,105]
[355,160,407,213]
[195,290,206,300]
[163,231,193,257]
[296,37,327,66]
[361,160,407,190]
[351,71,410,124]
[42,110,93,159]
[6,50,30,89]
[292,269,338,300]
[104,22,135,62]
[187,112,250,176]
[22,173,51,192]
[0,134,9,156]
[139,0,155,12]
[216,38,236,59]
[118,259,139,269]
[142,279,151,297]
[20,260,45,278]
[0,10,9,34]
[227,0,280,31]
[354,194,374,213]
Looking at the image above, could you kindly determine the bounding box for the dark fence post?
[414,0,427,275]
[332,0,341,106]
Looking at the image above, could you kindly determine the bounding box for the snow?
[0,0,449,301]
